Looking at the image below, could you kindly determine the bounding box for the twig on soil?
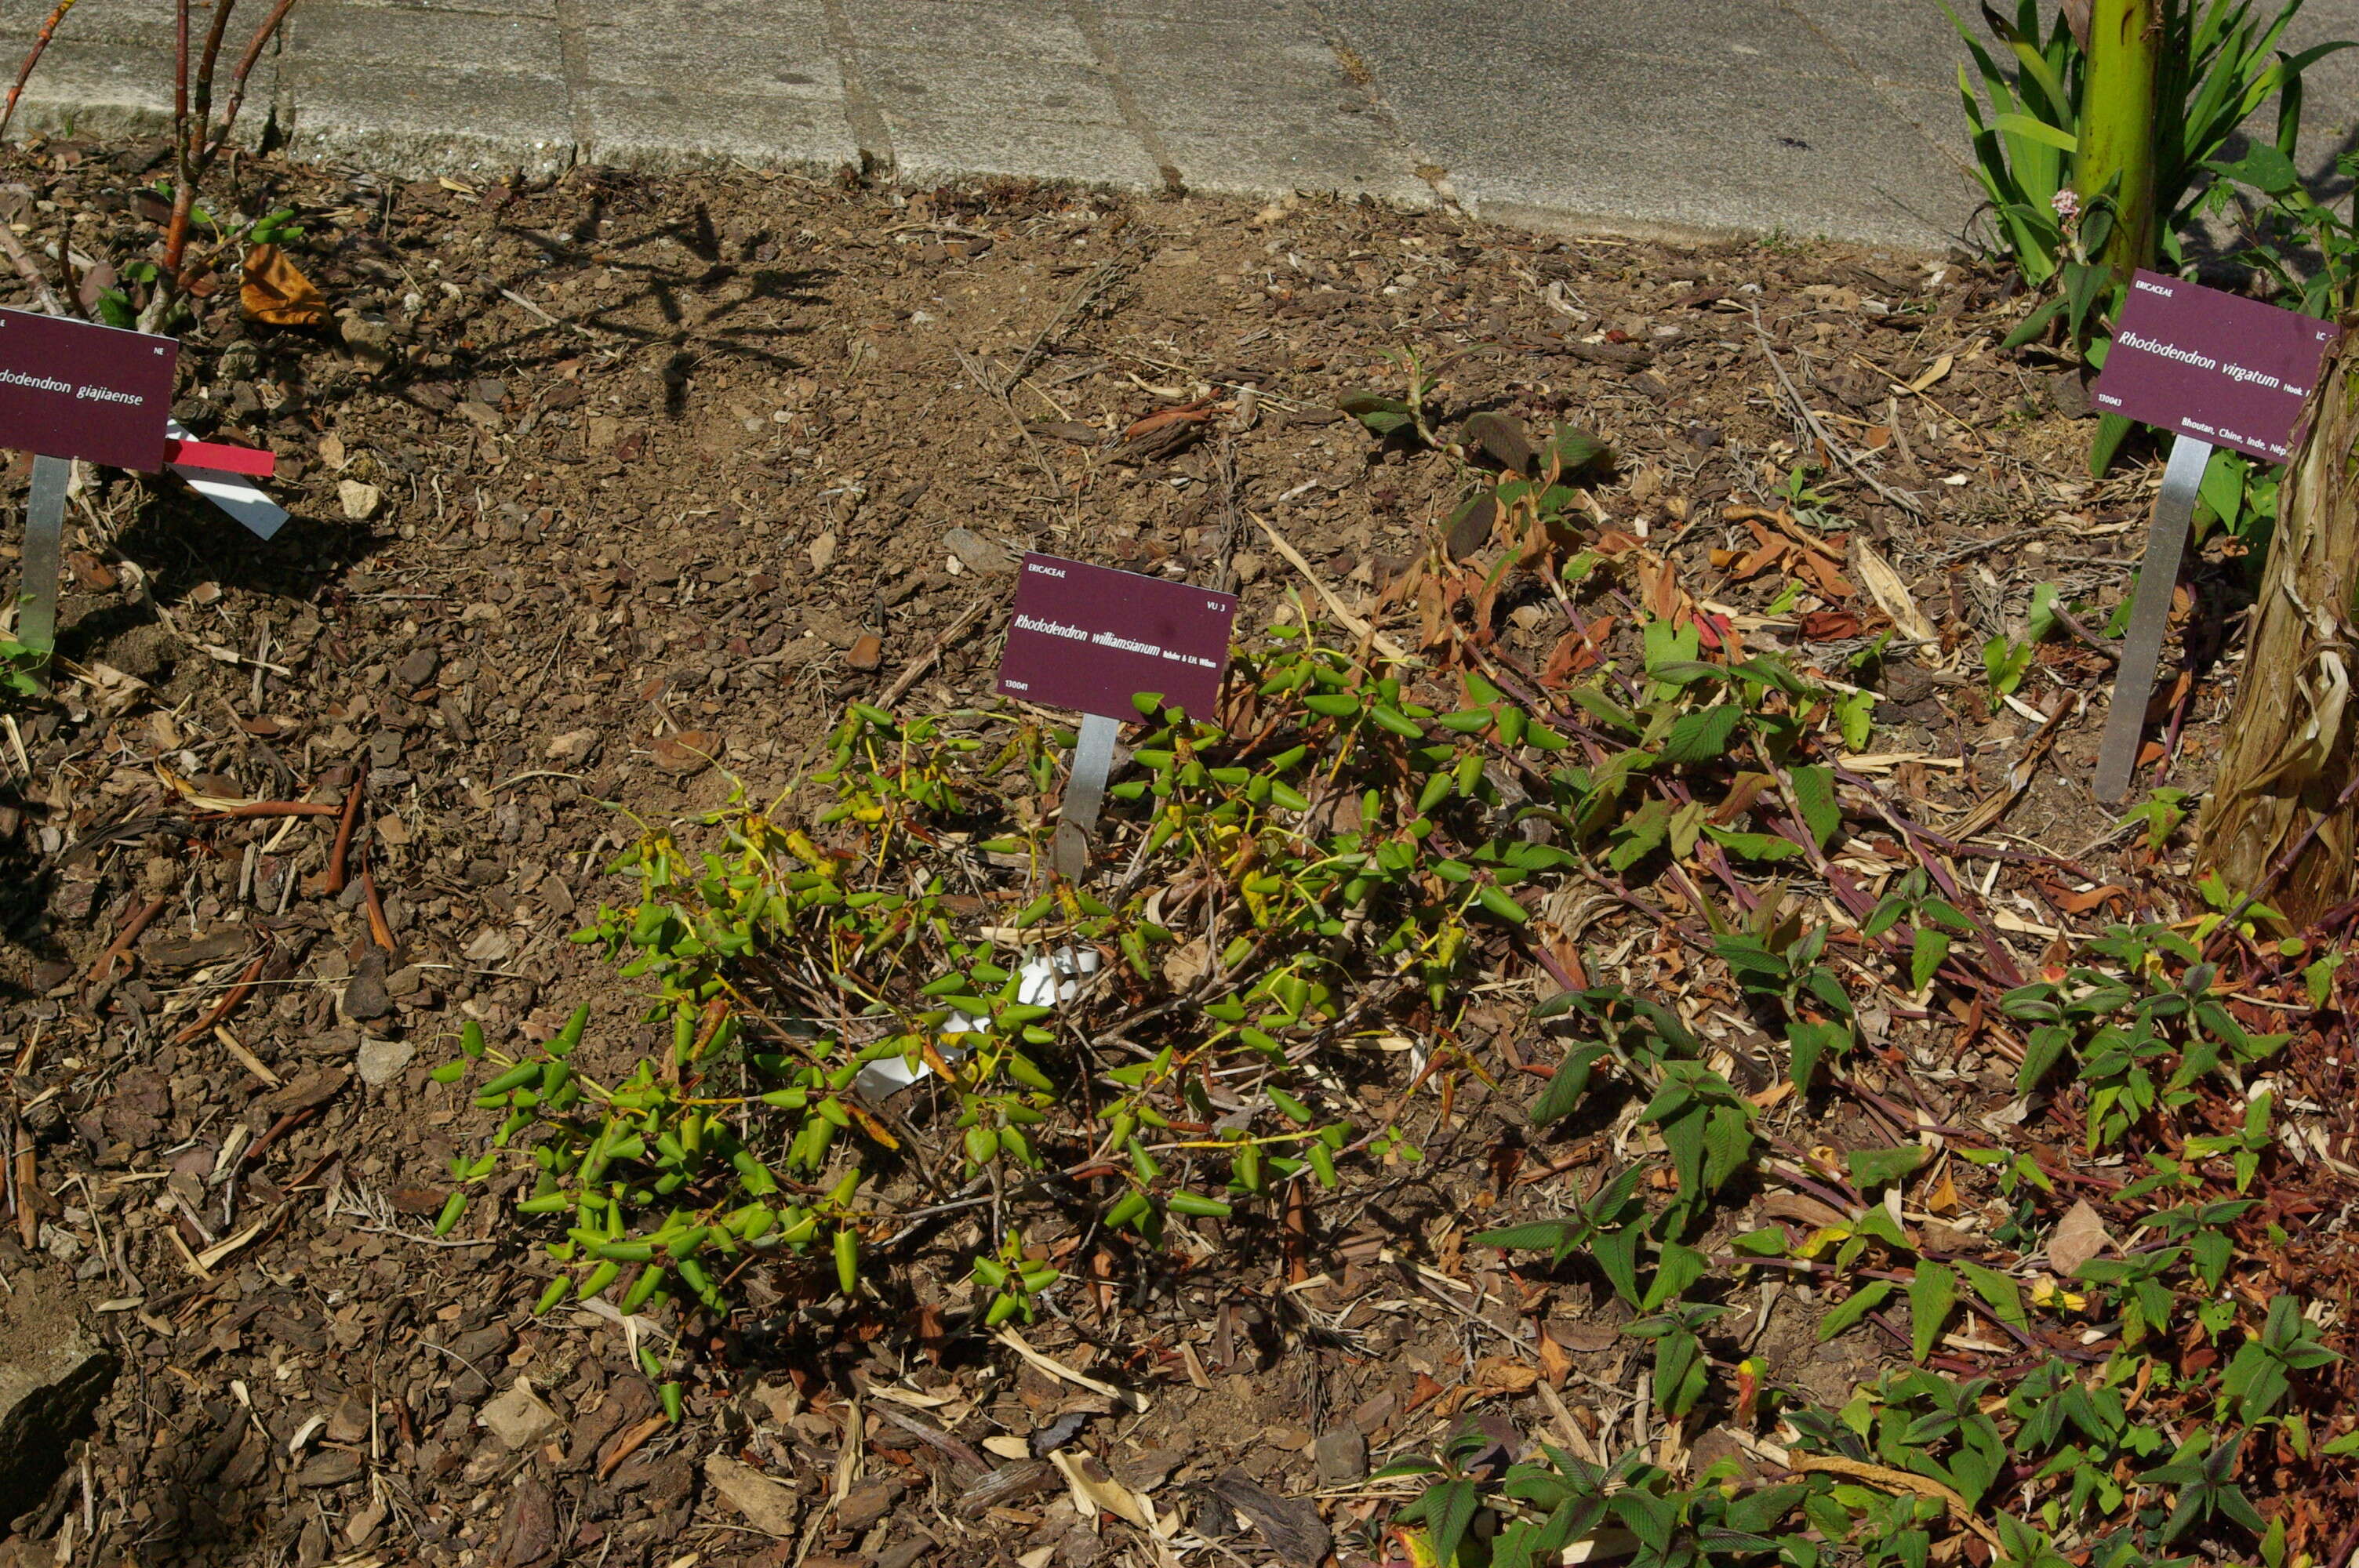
[1784,1453,2003,1548]
[0,214,64,316]
[880,598,993,707]
[489,770,583,796]
[1249,512,1412,662]
[1748,306,1925,516]
[323,768,365,896]
[994,1326,1147,1412]
[213,1026,281,1089]
[499,286,602,343]
[362,869,397,953]
[85,895,169,989]
[198,799,341,820]
[1947,694,2077,841]
[169,946,269,1046]
[1000,258,1128,395]
[9,1117,33,1248]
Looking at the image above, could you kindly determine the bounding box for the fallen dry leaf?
[2046,1198,2113,1277]
[1050,1449,1157,1531]
[1473,1356,1539,1396]
[1906,351,1955,394]
[652,730,718,775]
[1849,538,1937,644]
[241,243,327,327]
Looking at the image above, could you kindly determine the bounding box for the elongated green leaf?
[1529,1044,1606,1127]
[1956,1258,2028,1330]
[1475,1220,1579,1254]
[1992,110,2078,151]
[1848,1142,1932,1190]
[1430,1476,1480,1568]
[1910,928,1950,993]
[1909,1261,1956,1362]
[1817,1279,1894,1341]
[1787,765,1841,848]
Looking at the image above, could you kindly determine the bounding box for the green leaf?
[1909,928,1950,993]
[1548,423,1612,475]
[1994,111,2078,150]
[1702,824,1805,862]
[2211,141,2305,196]
[1477,885,1530,924]
[1475,1220,1579,1254]
[1786,1020,1848,1091]
[1430,1477,1481,1568]
[1847,1143,1932,1190]
[1338,391,1415,437]
[1956,1258,2028,1330]
[1657,704,1744,766]
[2016,1023,2074,1092]
[1908,1261,1956,1362]
[1817,1279,1894,1340]
[1787,764,1841,848]
[1593,1224,1645,1307]
[1529,1044,1606,1127]
[1606,797,1674,872]
[1642,1243,1710,1312]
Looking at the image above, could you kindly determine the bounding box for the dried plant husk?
[2195,321,2359,924]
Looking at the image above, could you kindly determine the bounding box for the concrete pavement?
[7,0,2359,249]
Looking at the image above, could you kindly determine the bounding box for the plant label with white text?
[2094,270,2335,462]
[995,553,1237,720]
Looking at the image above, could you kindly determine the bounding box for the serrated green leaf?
[1787,764,1841,848]
[1657,704,1744,766]
[1908,1261,1956,1362]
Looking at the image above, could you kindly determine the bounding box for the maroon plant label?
[2093,270,2336,462]
[0,308,178,472]
[995,553,1237,719]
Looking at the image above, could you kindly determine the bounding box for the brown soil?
[0,138,2277,1568]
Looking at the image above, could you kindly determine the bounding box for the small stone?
[808,530,838,572]
[846,633,884,673]
[337,481,382,521]
[479,1377,562,1450]
[337,310,398,375]
[355,1037,415,1087]
[547,728,599,763]
[1314,1428,1366,1485]
[393,648,439,688]
[1231,550,1266,586]
[340,971,393,1023]
[945,527,1015,575]
[706,1454,801,1535]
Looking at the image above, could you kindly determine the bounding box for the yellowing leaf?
[240,243,326,327]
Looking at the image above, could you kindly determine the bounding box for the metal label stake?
[2094,434,2212,803]
[16,453,70,668]
[1051,711,1121,880]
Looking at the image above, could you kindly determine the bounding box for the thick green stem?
[2077,0,2162,285]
